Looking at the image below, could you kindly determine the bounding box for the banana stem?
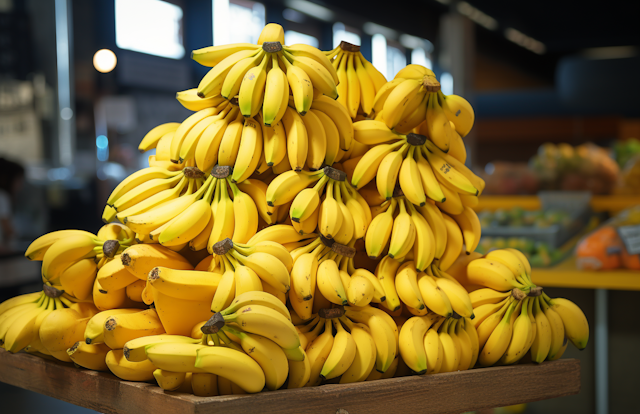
[218,328,239,345]
[313,175,329,194]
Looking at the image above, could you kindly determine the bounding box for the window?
[332,22,361,48]
[440,72,454,95]
[371,34,387,79]
[284,30,319,48]
[386,45,406,80]
[213,0,265,46]
[411,48,432,70]
[115,0,185,59]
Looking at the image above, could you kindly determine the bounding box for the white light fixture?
[285,30,319,48]
[363,22,398,40]
[582,46,638,60]
[504,27,546,54]
[333,22,361,48]
[115,0,185,59]
[411,48,432,69]
[400,34,434,53]
[457,1,498,31]
[214,0,265,45]
[440,72,454,95]
[284,0,335,22]
[386,46,407,80]
[93,49,117,73]
[372,34,387,79]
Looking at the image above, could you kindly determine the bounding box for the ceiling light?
[363,22,398,40]
[399,34,434,53]
[284,0,335,22]
[504,27,546,54]
[457,1,498,31]
[93,49,117,73]
[582,46,638,60]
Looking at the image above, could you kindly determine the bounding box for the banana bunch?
[372,64,474,147]
[324,41,387,119]
[208,236,296,313]
[288,236,382,320]
[448,248,589,366]
[351,121,483,210]
[118,291,302,393]
[399,313,478,374]
[193,24,338,125]
[25,224,135,300]
[0,290,101,361]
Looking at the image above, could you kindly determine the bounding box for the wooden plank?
[0,349,580,414]
[532,257,640,291]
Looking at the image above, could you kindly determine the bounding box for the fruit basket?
[0,349,580,414]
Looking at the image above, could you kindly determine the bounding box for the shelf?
[475,195,640,214]
[0,349,580,414]
[532,257,640,291]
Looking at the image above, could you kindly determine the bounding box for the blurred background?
[0,0,639,413]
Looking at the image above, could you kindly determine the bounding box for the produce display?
[614,139,640,195]
[476,237,562,268]
[0,24,589,397]
[576,206,640,270]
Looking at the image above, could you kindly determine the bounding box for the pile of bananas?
[0,22,590,398]
[325,41,387,119]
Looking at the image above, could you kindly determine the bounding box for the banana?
[231,249,290,293]
[399,314,437,374]
[233,263,263,296]
[347,274,374,307]
[422,146,477,196]
[435,184,464,216]
[365,200,396,258]
[67,341,110,371]
[103,308,165,350]
[424,140,485,195]
[138,123,181,152]
[266,170,323,207]
[84,308,141,344]
[425,93,453,153]
[93,279,142,311]
[399,147,427,206]
[465,258,525,291]
[39,308,93,362]
[148,267,221,302]
[228,182,259,244]
[221,290,291,321]
[434,275,473,318]
[58,258,97,301]
[222,325,288,391]
[358,52,386,91]
[41,234,101,282]
[197,48,261,98]
[417,271,453,317]
[217,117,244,167]
[478,300,518,366]
[448,128,467,163]
[237,179,273,224]
[301,110,327,171]
[499,297,533,365]
[485,249,531,286]
[194,109,237,172]
[208,181,235,253]
[530,297,552,363]
[281,55,313,116]
[106,349,156,381]
[469,288,511,308]
[306,320,334,386]
[290,178,326,223]
[395,92,428,134]
[263,54,288,126]
[192,43,259,67]
[286,43,338,84]
[353,120,400,146]
[145,342,207,373]
[476,299,513,350]
[352,140,404,189]
[285,51,338,100]
[339,321,376,383]
[382,79,422,129]
[107,167,182,207]
[154,369,187,391]
[344,53,361,119]
[436,319,459,372]
[123,334,200,362]
[191,373,217,396]
[222,304,300,351]
[115,176,188,222]
[310,95,353,151]
[376,143,409,200]
[335,53,349,115]
[318,182,343,240]
[545,295,589,350]
[319,319,356,380]
[452,319,473,370]
[232,118,263,183]
[113,174,183,213]
[248,224,314,245]
[441,93,475,137]
[281,106,308,172]
[121,244,193,280]
[437,213,464,272]
[176,88,226,112]
[221,49,265,100]
[451,206,481,254]
[352,52,375,117]
[376,256,402,312]
[389,200,416,259]
[312,110,340,166]
[395,263,425,310]
[290,246,321,302]
[316,259,348,305]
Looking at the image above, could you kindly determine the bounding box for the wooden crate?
[0,348,580,414]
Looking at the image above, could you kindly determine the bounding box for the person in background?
[0,158,25,254]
